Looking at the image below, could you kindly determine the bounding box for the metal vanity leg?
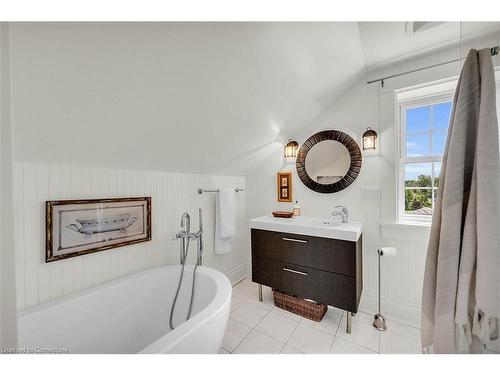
[258,284,263,302]
[346,312,352,334]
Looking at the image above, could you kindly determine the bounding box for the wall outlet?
[360,187,381,200]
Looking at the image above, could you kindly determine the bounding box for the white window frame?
[397,88,455,222]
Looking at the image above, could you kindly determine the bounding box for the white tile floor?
[220,278,422,354]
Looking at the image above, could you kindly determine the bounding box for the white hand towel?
[215,188,236,254]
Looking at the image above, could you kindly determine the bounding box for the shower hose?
[169,236,198,330]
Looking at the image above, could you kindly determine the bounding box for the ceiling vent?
[405,22,445,35]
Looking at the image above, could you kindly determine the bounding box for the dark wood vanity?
[251,228,362,332]
[251,128,364,332]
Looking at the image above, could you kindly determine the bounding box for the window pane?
[433,162,441,187]
[405,188,432,215]
[401,99,452,219]
[406,106,430,134]
[431,130,447,155]
[406,133,430,157]
[433,188,438,207]
[405,163,432,187]
[433,102,452,130]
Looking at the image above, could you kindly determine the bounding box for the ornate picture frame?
[277,172,293,202]
[46,197,152,262]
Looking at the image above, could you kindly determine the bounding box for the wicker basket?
[272,289,327,322]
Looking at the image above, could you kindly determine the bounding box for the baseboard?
[225,263,251,286]
[358,293,421,329]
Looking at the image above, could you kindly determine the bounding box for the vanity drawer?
[252,256,358,312]
[251,228,357,277]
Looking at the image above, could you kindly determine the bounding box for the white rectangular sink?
[249,215,362,242]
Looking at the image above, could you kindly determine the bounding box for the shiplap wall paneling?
[14,162,248,311]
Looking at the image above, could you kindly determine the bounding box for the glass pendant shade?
[284,139,299,157]
[362,127,377,150]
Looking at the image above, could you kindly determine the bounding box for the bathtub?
[17,265,232,353]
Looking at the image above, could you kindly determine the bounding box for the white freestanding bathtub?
[17,265,232,353]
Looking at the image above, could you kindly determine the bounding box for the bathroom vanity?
[250,215,362,333]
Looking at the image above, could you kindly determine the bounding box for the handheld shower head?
[180,212,190,234]
[198,208,203,234]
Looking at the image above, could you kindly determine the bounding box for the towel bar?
[197,187,244,194]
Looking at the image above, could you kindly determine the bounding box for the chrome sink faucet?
[332,205,349,223]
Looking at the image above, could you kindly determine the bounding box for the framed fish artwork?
[45,197,151,262]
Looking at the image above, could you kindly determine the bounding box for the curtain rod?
[366,46,499,87]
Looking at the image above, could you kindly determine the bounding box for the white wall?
[6,22,500,327]
[6,23,255,314]
[0,23,18,348]
[247,82,429,327]
[13,162,249,311]
[246,33,500,328]
[8,22,365,176]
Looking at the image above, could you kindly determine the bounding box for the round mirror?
[305,140,351,184]
[296,130,362,194]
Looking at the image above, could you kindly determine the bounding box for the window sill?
[379,220,431,229]
[379,220,431,242]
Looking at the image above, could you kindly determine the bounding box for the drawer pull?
[282,237,307,244]
[282,267,308,276]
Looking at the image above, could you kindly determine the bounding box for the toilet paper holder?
[373,247,397,332]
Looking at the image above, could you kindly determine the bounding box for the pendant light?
[362,127,377,150]
[284,139,299,157]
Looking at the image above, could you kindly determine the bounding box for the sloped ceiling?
[10,22,365,176]
[10,22,500,176]
[358,21,500,68]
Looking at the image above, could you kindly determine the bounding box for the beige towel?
[421,48,500,354]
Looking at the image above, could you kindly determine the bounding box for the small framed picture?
[46,197,151,262]
[277,172,292,202]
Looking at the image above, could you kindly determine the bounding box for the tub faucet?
[170,209,204,329]
[332,205,349,223]
[175,210,203,265]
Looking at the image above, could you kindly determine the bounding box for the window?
[397,89,454,221]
